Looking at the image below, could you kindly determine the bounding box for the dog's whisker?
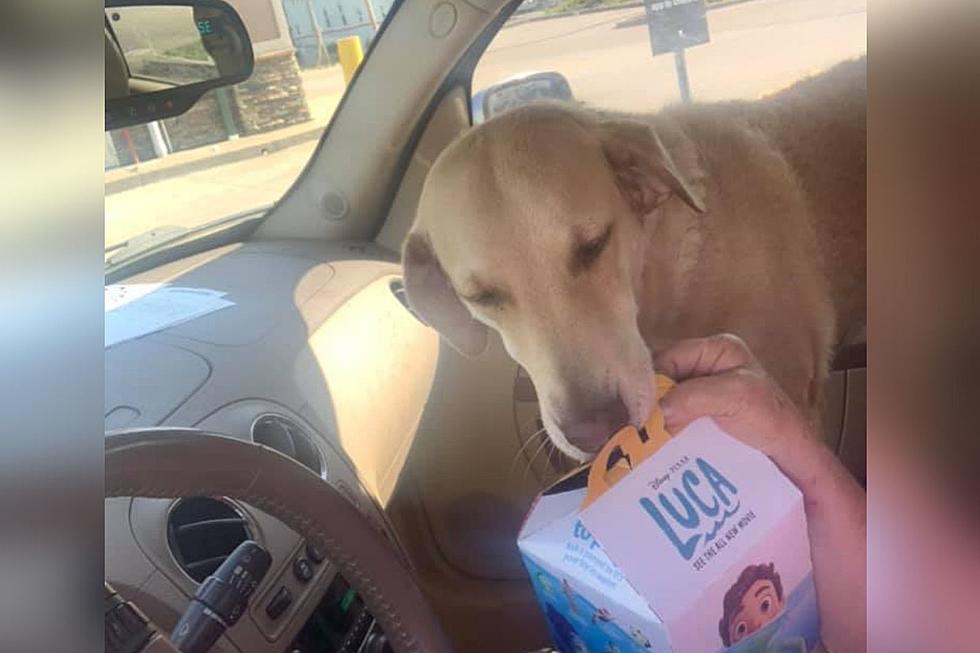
[511,426,548,470]
[511,434,543,471]
[517,429,549,473]
[545,442,559,480]
[523,433,552,481]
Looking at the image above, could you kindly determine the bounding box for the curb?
[106,124,323,194]
[506,0,758,28]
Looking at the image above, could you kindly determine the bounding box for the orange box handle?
[582,375,675,509]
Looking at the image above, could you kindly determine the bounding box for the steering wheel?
[106,429,455,653]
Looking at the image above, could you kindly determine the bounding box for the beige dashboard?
[104,239,439,652]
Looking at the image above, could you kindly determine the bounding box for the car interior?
[104,0,866,652]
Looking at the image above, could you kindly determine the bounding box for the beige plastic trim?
[376,86,471,252]
[297,274,440,505]
[254,0,506,242]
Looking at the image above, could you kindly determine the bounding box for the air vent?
[389,279,425,324]
[251,414,324,477]
[167,497,251,583]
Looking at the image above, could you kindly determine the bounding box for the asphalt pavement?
[474,0,866,111]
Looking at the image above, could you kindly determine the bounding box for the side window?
[473,0,867,121]
[105,0,392,258]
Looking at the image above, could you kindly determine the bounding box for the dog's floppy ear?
[401,231,488,356]
[595,119,706,216]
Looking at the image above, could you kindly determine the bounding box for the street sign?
[643,0,710,103]
[643,0,710,57]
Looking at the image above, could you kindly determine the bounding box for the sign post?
[673,48,691,103]
[643,0,710,103]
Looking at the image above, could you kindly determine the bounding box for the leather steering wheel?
[106,429,454,653]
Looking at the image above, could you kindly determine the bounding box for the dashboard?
[105,240,440,653]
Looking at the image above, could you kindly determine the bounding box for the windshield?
[106,0,865,263]
[104,0,392,258]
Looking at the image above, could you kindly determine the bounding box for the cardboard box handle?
[582,375,675,508]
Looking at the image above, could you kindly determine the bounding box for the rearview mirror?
[471,71,575,123]
[105,0,254,131]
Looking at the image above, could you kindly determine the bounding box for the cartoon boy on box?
[718,562,808,653]
[719,563,785,646]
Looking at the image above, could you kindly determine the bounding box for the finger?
[654,333,759,382]
[659,372,754,434]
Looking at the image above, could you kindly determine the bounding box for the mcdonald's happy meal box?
[517,376,821,653]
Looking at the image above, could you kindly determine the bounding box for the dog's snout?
[558,397,631,454]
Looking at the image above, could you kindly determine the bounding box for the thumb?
[660,369,808,458]
[659,372,753,434]
[654,334,759,382]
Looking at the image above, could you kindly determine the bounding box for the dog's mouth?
[564,412,631,455]
[542,404,635,462]
[541,378,655,462]
[540,413,595,463]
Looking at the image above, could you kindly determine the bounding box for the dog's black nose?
[560,398,631,453]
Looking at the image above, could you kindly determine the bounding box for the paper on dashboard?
[105,283,234,348]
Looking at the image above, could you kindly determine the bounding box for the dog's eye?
[572,225,613,274]
[467,288,505,308]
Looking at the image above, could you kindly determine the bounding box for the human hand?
[654,334,819,481]
[656,334,866,653]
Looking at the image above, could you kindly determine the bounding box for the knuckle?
[710,332,749,353]
[714,332,746,346]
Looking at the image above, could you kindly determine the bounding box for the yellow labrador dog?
[403,58,866,461]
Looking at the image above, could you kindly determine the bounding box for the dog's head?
[402,104,705,460]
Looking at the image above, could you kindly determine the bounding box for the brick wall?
[162,91,232,152]
[232,50,312,134]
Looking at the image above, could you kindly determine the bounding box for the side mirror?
[471,71,574,123]
[105,0,254,131]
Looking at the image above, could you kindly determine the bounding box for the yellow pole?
[337,36,364,85]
